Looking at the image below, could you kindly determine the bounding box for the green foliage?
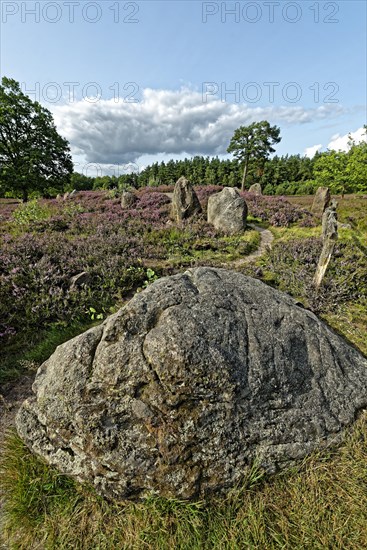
[227,121,281,190]
[94,152,322,196]
[87,307,104,321]
[313,134,367,195]
[313,150,349,194]
[345,140,367,193]
[70,172,95,191]
[0,77,73,201]
[12,199,51,226]
[143,268,159,287]
[62,201,86,218]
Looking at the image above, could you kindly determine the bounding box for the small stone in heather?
[70,271,90,290]
[121,191,137,209]
[248,183,262,195]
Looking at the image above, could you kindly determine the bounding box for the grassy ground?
[1,192,367,549]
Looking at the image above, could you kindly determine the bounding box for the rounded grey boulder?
[16,268,367,501]
[207,187,247,234]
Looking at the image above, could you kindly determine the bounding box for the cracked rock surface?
[16,267,367,501]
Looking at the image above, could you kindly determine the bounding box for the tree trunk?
[22,187,28,202]
[241,158,249,191]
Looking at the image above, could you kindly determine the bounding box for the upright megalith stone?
[121,191,137,209]
[170,176,202,222]
[248,183,262,195]
[311,187,331,218]
[16,267,367,502]
[314,199,338,288]
[207,187,247,234]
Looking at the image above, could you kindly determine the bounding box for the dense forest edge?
[47,139,367,198]
[1,142,367,201]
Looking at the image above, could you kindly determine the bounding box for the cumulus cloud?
[328,126,367,151]
[304,144,322,158]
[52,87,346,164]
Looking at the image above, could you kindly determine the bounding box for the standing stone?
[207,187,247,234]
[69,189,78,199]
[248,183,262,195]
[321,199,338,241]
[121,191,137,209]
[16,267,367,502]
[311,187,331,218]
[314,200,338,288]
[69,271,90,291]
[170,176,202,222]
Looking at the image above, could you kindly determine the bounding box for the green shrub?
[12,199,51,226]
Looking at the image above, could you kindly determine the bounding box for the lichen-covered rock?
[121,191,137,209]
[311,187,331,218]
[16,268,367,501]
[170,176,202,222]
[248,183,262,195]
[207,187,247,234]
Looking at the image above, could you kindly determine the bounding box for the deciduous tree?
[0,77,73,201]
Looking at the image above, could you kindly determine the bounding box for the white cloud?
[328,126,367,151]
[51,87,346,165]
[304,144,322,158]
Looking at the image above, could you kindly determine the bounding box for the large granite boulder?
[16,268,367,501]
[207,187,247,234]
[170,176,202,222]
[311,187,331,218]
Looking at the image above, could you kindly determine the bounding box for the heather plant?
[0,189,259,377]
[0,189,361,382]
[242,192,315,227]
[0,199,20,223]
[259,237,367,315]
[195,185,223,211]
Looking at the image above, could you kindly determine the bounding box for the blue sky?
[1,0,366,175]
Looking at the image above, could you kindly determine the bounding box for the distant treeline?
[70,141,367,196]
[71,154,318,195]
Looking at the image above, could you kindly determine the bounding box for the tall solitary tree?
[227,121,281,191]
[0,77,73,201]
